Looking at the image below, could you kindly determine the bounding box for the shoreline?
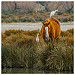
[1,22,74,32]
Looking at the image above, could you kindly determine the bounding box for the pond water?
[1,22,74,32]
[2,68,72,74]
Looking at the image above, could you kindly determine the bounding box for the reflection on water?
[2,68,73,74]
[2,68,44,74]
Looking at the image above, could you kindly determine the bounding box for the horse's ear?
[42,21,44,25]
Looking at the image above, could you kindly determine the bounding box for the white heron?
[36,33,39,42]
[50,10,58,18]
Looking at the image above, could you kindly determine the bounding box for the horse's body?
[41,18,61,47]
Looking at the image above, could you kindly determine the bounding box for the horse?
[41,18,61,48]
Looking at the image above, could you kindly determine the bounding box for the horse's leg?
[49,37,51,42]
[51,36,54,48]
[55,35,61,43]
[52,38,54,48]
[43,36,46,42]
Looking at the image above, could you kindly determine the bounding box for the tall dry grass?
[1,29,74,73]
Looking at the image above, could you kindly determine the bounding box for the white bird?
[36,33,39,42]
[50,10,58,18]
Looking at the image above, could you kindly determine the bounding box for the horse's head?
[42,19,51,40]
[42,19,50,28]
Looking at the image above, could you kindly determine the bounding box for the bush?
[4,12,13,16]
[12,19,19,22]
[19,19,26,22]
[57,11,63,15]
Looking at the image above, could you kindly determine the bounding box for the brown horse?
[41,18,61,47]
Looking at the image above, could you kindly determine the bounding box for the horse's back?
[50,18,60,26]
[50,18,61,39]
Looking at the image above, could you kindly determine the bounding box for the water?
[1,22,74,32]
[2,68,73,74]
[2,68,45,74]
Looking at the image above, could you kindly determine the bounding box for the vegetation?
[1,1,74,23]
[1,12,74,23]
[1,29,74,73]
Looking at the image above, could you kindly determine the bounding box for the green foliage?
[57,12,63,15]
[12,19,19,22]
[19,19,26,22]
[4,12,13,16]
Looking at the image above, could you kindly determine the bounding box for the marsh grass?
[1,29,74,73]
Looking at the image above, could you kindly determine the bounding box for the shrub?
[4,12,13,16]
[19,19,26,22]
[57,11,63,15]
